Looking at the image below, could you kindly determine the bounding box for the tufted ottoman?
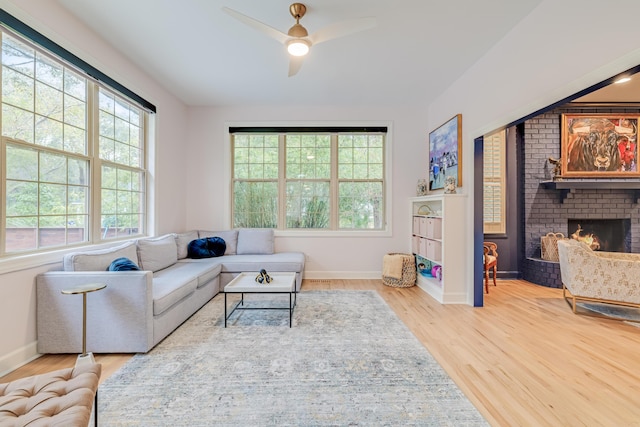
[0,362,101,427]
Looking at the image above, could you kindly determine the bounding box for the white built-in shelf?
[410,194,467,304]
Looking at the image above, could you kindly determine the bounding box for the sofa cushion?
[137,234,178,272]
[175,230,198,259]
[218,252,304,273]
[152,262,222,315]
[188,237,226,259]
[152,275,198,316]
[176,259,223,287]
[63,241,138,272]
[107,257,140,271]
[199,230,238,255]
[236,228,274,255]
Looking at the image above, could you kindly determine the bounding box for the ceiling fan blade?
[309,17,377,45]
[222,7,289,45]
[288,56,305,77]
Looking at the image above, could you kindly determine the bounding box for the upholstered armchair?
[557,239,640,313]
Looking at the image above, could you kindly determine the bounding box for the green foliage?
[301,196,329,228]
[233,181,277,228]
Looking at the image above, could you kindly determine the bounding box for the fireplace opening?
[567,219,631,252]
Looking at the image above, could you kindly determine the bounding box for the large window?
[231,129,386,231]
[1,29,149,255]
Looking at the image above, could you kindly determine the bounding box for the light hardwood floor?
[2,279,639,426]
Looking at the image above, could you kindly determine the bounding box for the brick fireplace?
[522,108,640,288]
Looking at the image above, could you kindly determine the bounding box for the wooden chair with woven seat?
[483,242,498,293]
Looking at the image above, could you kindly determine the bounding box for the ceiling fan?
[222,3,376,77]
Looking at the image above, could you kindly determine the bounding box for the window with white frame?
[483,129,506,234]
[231,128,386,231]
[1,26,150,256]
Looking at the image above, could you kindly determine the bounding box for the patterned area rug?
[98,290,488,426]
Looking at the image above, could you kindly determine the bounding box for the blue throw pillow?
[188,237,226,259]
[107,257,140,271]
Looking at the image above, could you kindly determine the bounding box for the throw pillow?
[198,230,238,255]
[136,234,178,272]
[107,257,140,271]
[175,230,199,259]
[236,228,274,255]
[188,237,226,259]
[64,241,138,272]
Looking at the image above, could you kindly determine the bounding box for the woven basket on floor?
[382,253,416,288]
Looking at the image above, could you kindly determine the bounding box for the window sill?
[0,239,139,276]
[275,229,391,238]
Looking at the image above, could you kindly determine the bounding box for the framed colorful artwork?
[561,114,639,177]
[429,114,462,191]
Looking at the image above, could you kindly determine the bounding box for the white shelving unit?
[410,194,467,304]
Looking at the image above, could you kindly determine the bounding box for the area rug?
[98,290,488,426]
[577,301,640,325]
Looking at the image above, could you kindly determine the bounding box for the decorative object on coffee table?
[255,268,272,284]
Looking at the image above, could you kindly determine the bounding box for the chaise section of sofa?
[37,237,220,354]
[36,228,305,354]
[192,228,305,291]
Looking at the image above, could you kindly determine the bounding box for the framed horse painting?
[561,114,640,177]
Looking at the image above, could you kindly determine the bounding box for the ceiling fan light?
[287,39,310,56]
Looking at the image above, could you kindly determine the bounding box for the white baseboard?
[304,271,382,280]
[0,342,41,378]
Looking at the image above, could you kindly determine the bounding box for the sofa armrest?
[37,271,154,354]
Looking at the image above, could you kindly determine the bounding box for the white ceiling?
[55,0,546,108]
[573,75,640,103]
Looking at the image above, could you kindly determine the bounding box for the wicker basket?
[541,232,564,262]
[382,253,416,288]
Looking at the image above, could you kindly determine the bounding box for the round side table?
[61,283,107,366]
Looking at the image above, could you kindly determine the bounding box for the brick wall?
[522,107,640,287]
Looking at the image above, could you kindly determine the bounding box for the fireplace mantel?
[540,180,640,203]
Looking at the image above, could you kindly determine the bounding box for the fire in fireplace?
[567,219,630,252]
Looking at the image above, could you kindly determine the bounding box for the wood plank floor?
[3,279,639,426]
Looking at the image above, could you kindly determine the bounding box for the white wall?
[185,105,429,277]
[0,0,189,374]
[5,0,640,372]
[428,0,640,304]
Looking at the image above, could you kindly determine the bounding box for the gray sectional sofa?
[36,228,305,354]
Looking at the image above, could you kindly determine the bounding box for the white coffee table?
[223,272,297,327]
